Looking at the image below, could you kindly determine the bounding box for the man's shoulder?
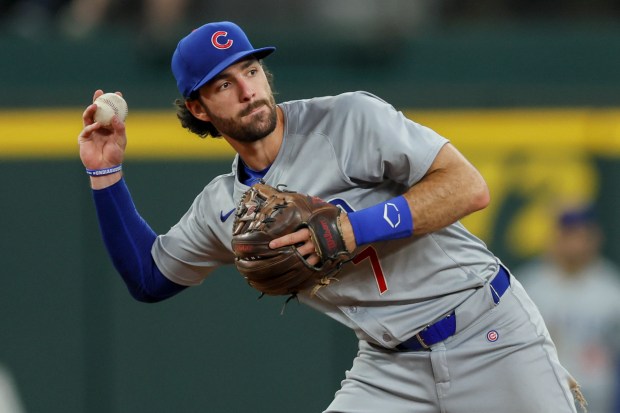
[281,92,392,132]
[282,91,387,111]
[279,92,400,143]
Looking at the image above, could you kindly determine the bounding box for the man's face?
[551,223,601,273]
[196,58,277,143]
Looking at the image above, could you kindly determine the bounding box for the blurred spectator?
[1,0,69,38]
[0,363,26,413]
[4,0,620,42]
[517,204,620,413]
[309,0,442,64]
[52,0,192,63]
[57,0,190,40]
[1,0,191,51]
[441,0,620,20]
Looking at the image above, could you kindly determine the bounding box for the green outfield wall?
[2,23,620,412]
[1,108,619,412]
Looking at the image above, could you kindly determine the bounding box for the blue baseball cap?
[171,21,276,98]
[558,204,597,228]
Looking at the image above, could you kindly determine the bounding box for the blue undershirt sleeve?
[92,178,187,302]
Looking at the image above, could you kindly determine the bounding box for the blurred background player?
[0,363,26,413]
[518,204,620,413]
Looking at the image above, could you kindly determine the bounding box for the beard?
[206,96,278,143]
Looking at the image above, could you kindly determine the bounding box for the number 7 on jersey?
[330,199,389,294]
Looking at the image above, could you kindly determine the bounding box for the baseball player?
[78,21,585,412]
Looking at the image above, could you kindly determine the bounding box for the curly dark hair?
[174,62,275,139]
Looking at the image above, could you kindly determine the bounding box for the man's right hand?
[78,89,127,189]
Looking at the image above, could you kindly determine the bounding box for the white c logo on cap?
[211,31,233,49]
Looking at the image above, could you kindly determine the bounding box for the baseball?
[93,93,128,126]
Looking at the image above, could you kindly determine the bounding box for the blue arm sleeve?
[92,178,187,302]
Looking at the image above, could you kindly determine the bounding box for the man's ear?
[185,99,211,122]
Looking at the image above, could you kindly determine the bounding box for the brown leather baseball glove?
[231,183,352,297]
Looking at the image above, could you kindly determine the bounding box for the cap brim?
[190,47,275,96]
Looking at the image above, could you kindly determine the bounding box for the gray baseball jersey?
[152,91,499,348]
[151,91,581,412]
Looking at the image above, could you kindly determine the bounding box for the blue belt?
[396,266,511,352]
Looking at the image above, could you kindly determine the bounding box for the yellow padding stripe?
[405,108,620,155]
[0,110,234,159]
[2,108,620,159]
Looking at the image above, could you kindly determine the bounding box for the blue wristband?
[347,195,413,246]
[86,164,122,176]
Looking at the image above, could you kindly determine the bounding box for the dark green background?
[2,23,620,110]
[1,160,358,412]
[2,20,620,412]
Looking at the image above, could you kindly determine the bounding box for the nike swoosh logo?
[220,208,236,222]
